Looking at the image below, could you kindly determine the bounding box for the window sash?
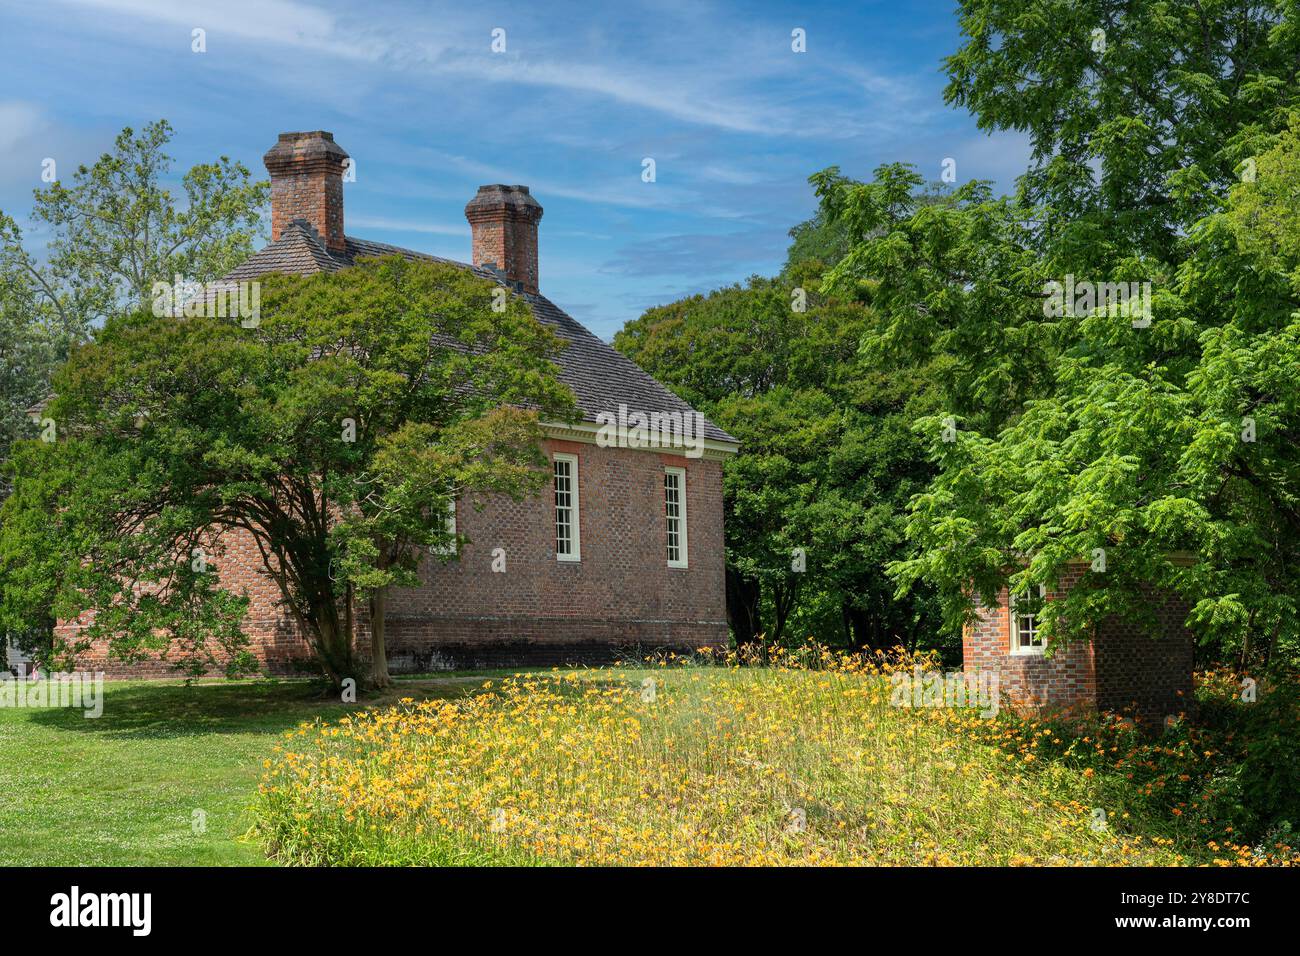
[432,498,458,557]
[554,454,580,561]
[1010,587,1046,652]
[665,467,687,568]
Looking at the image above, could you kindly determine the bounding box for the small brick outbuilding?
[963,562,1196,720]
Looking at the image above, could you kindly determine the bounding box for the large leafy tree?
[0,120,268,667]
[0,120,267,407]
[21,119,268,322]
[891,115,1300,671]
[615,269,943,655]
[0,120,267,487]
[945,0,1300,263]
[0,257,574,687]
[818,1,1300,672]
[814,165,1053,437]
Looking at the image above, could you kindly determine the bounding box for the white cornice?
[541,420,740,461]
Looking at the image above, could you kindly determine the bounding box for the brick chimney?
[465,185,543,294]
[263,131,349,253]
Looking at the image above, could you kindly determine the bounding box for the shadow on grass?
[21,677,485,740]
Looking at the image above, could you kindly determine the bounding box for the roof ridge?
[220,233,740,446]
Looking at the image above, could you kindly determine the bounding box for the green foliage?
[976,670,1300,852]
[944,0,1300,262]
[782,206,852,281]
[807,3,1300,675]
[0,257,574,685]
[1233,682,1300,834]
[0,229,60,502]
[0,119,268,510]
[873,118,1300,671]
[27,119,269,318]
[615,274,949,656]
[813,164,1053,435]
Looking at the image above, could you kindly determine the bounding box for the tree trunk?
[845,604,886,653]
[1237,609,1256,672]
[726,566,762,651]
[369,585,392,689]
[771,577,801,644]
[310,600,356,693]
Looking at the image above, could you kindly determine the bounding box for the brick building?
[60,130,739,677]
[963,561,1195,720]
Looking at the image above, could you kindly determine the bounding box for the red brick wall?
[365,440,726,670]
[58,440,729,677]
[963,577,1097,715]
[1093,587,1195,719]
[54,525,320,678]
[963,563,1195,719]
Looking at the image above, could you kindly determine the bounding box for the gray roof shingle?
[223,221,738,445]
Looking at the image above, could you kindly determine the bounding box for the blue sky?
[0,0,1030,340]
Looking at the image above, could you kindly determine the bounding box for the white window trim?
[1009,585,1047,655]
[664,466,688,568]
[554,453,581,562]
[432,498,458,557]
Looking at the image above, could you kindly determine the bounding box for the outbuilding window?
[1010,586,1046,654]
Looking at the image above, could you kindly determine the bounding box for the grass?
[0,676,495,866]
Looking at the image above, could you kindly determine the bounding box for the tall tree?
[0,121,268,666]
[0,120,268,495]
[813,165,1052,438]
[615,272,944,655]
[808,3,1300,671]
[944,0,1300,264]
[26,119,269,321]
[890,113,1300,672]
[0,257,574,687]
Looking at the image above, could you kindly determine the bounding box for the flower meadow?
[250,647,1297,867]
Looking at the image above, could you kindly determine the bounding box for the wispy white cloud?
[15,0,1027,335]
[60,0,388,60]
[383,142,710,212]
[698,164,768,186]
[0,101,46,154]
[346,215,466,236]
[46,0,911,139]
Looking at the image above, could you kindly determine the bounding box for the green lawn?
[0,676,498,866]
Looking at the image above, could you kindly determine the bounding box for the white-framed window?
[432,498,458,557]
[1010,585,1047,654]
[664,466,688,568]
[554,453,580,561]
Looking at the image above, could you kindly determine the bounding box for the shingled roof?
[223,220,738,447]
